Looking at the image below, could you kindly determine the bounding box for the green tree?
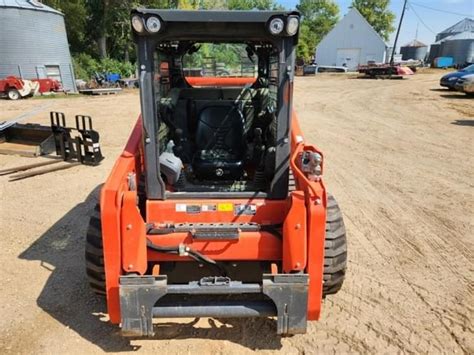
[351,0,395,41]
[227,0,280,10]
[296,0,339,62]
[84,0,172,59]
[41,0,88,54]
[200,0,227,9]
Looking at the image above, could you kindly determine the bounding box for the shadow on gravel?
[18,186,282,352]
[429,88,452,92]
[440,94,472,99]
[354,76,405,80]
[451,119,474,127]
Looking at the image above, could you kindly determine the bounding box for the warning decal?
[217,203,233,212]
[234,204,257,216]
[186,205,201,214]
[202,204,217,212]
[175,204,187,212]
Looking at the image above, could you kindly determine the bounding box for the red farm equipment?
[0,76,62,100]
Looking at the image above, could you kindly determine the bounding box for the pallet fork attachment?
[50,111,104,165]
[0,112,104,181]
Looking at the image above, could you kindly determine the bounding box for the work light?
[146,16,162,33]
[269,18,284,35]
[131,15,144,33]
[287,16,299,36]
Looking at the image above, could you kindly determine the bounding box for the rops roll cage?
[131,9,300,200]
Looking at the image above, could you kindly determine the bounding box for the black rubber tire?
[85,204,106,296]
[323,194,347,297]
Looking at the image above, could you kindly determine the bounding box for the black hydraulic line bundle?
[146,238,228,276]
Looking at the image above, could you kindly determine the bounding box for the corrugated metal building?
[315,8,387,70]
[0,0,76,92]
[400,40,428,61]
[429,18,474,66]
[436,18,474,42]
[439,32,474,66]
[428,40,442,64]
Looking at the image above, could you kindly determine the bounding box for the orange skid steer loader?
[85,9,347,336]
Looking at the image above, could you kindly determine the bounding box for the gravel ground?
[0,72,472,354]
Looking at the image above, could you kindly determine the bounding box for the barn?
[0,0,76,92]
[314,7,387,70]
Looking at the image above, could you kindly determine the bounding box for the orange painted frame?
[99,109,327,324]
[146,199,289,224]
[100,118,143,324]
[185,76,256,87]
[290,113,327,320]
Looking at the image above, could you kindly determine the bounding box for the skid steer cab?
[85,9,347,337]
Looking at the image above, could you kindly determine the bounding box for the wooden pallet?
[79,88,122,95]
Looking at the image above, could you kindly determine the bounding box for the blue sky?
[278,0,474,47]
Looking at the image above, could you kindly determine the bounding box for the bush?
[73,53,99,80]
[99,58,135,78]
[73,53,136,80]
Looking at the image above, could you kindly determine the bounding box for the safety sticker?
[186,205,201,214]
[175,204,187,212]
[234,204,257,216]
[201,204,217,212]
[217,203,234,212]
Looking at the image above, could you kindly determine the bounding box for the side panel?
[101,118,143,324]
[282,191,307,272]
[121,190,147,275]
[290,111,327,320]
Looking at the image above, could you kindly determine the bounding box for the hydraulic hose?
[146,238,227,276]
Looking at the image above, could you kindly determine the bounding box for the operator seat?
[192,103,245,180]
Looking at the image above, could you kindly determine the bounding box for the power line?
[410,2,473,18]
[407,2,436,35]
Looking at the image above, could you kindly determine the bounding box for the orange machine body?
[100,78,327,324]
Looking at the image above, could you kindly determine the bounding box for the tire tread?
[323,194,347,297]
[85,205,106,296]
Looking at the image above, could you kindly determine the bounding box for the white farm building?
[315,8,387,70]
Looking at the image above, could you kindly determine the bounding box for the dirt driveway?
[0,72,472,354]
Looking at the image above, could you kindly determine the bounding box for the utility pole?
[390,0,408,65]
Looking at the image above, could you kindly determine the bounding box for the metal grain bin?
[0,0,76,92]
[440,32,474,66]
[428,43,441,64]
[400,40,428,61]
[436,18,474,42]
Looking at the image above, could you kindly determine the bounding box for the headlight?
[448,77,457,81]
[131,15,144,33]
[146,16,162,33]
[286,17,299,36]
[269,18,285,35]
